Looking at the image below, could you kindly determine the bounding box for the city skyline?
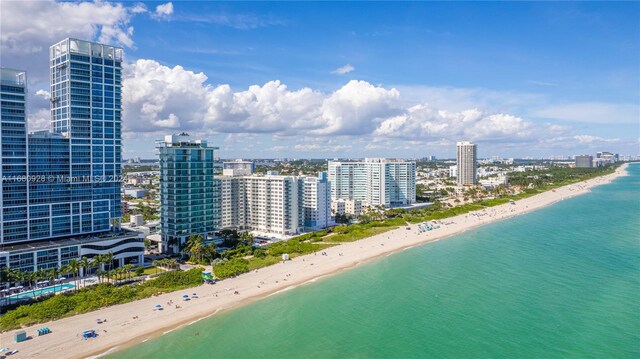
[1,1,639,159]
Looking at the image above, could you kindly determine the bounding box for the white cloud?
[573,135,619,144]
[532,102,639,124]
[121,59,556,145]
[27,108,51,132]
[35,89,50,100]
[374,106,534,143]
[1,1,137,55]
[528,80,558,87]
[332,64,355,75]
[153,2,173,19]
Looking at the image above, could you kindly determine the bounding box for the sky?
[1,1,639,159]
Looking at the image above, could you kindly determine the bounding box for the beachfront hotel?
[156,133,220,253]
[218,166,333,236]
[0,39,145,274]
[456,141,477,186]
[328,158,416,208]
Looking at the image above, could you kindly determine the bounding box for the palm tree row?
[1,251,117,294]
[151,258,179,273]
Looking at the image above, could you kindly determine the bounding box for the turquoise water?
[111,165,640,359]
[8,283,75,300]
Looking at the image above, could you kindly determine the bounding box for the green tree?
[80,257,93,287]
[66,259,82,292]
[185,234,205,263]
[239,231,255,247]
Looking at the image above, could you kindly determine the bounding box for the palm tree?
[66,259,81,292]
[80,257,93,287]
[92,255,102,283]
[124,264,135,281]
[47,268,59,295]
[185,235,205,263]
[239,232,254,247]
[104,252,115,273]
[0,266,10,289]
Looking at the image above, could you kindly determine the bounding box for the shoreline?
[0,164,629,359]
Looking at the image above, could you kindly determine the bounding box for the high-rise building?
[0,39,144,274]
[156,133,220,253]
[456,141,477,186]
[219,171,333,236]
[303,172,332,229]
[219,174,305,236]
[575,155,593,168]
[50,38,124,230]
[1,69,28,245]
[328,158,416,208]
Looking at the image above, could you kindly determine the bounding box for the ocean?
[110,164,640,359]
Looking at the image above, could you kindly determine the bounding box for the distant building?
[596,151,617,165]
[575,155,593,168]
[222,159,254,176]
[328,158,416,208]
[124,188,148,198]
[156,133,220,253]
[456,141,477,186]
[331,199,362,217]
[130,214,144,226]
[449,165,457,178]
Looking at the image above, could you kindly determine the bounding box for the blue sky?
[1,1,638,159]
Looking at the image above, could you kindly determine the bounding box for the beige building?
[331,199,362,217]
[456,141,477,186]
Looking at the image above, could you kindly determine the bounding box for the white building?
[219,172,333,236]
[328,158,416,208]
[449,165,457,178]
[456,141,477,186]
[219,174,304,236]
[130,214,144,226]
[124,188,148,198]
[303,172,333,229]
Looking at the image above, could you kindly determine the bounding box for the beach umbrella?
[155,304,162,308]
[182,294,189,298]
[192,293,197,296]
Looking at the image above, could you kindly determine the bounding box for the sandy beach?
[0,164,629,359]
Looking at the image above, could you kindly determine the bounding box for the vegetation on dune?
[0,268,203,332]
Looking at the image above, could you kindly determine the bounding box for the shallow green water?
[111,164,640,359]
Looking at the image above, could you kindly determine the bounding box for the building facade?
[456,141,477,186]
[303,172,332,229]
[0,39,144,274]
[157,134,220,253]
[222,159,254,176]
[575,155,593,168]
[219,169,332,236]
[331,199,362,217]
[219,174,305,236]
[328,158,416,208]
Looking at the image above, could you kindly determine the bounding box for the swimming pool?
[7,283,75,300]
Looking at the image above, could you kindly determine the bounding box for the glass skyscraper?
[157,133,220,253]
[0,39,143,274]
[50,38,123,233]
[0,69,28,244]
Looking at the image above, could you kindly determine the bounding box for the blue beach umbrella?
[183,294,189,298]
